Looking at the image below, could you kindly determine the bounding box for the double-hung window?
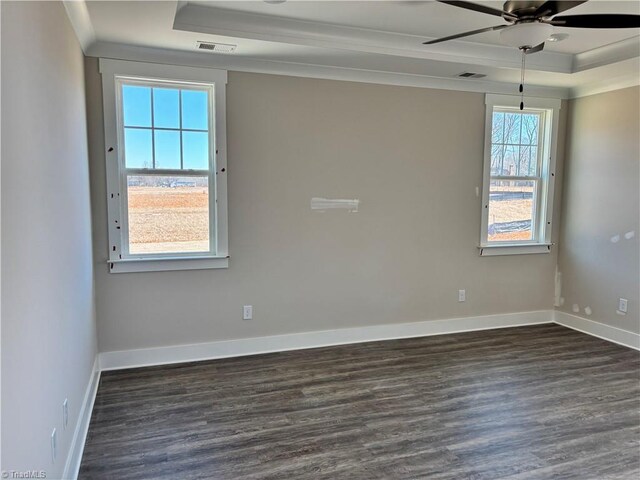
[480,94,560,256]
[100,59,228,273]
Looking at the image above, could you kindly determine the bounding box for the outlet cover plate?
[618,298,628,313]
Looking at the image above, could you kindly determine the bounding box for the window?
[100,59,228,273]
[480,95,560,256]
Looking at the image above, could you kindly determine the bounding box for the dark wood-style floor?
[79,325,640,479]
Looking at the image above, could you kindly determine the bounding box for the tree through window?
[480,95,560,254]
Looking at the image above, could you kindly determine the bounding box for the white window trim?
[479,94,561,257]
[99,59,228,273]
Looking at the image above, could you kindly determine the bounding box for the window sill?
[108,256,229,273]
[478,244,552,257]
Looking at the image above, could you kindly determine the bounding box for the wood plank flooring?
[79,324,640,479]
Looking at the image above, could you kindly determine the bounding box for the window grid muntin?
[486,107,545,245]
[179,89,183,169]
[150,87,155,168]
[491,108,543,178]
[115,76,216,259]
[121,82,210,172]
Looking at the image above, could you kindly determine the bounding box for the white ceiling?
[193,0,640,54]
[72,1,640,97]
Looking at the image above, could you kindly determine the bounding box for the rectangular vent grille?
[458,72,486,79]
[197,42,237,54]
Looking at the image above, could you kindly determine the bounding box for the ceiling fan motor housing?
[503,1,547,19]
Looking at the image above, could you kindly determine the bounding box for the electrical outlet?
[63,399,69,430]
[618,298,628,314]
[243,305,253,320]
[51,428,57,463]
[458,289,466,302]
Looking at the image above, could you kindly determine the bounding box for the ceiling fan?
[423,1,640,109]
[423,0,640,53]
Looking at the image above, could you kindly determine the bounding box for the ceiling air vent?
[457,72,486,79]
[196,41,237,54]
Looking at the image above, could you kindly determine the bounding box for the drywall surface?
[558,86,640,333]
[85,61,566,352]
[1,2,97,477]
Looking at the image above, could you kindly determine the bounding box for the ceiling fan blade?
[525,42,545,54]
[436,1,517,20]
[550,14,640,28]
[423,25,507,45]
[533,1,588,18]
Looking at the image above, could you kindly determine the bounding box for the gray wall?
[1,2,97,477]
[558,86,640,333]
[86,61,567,353]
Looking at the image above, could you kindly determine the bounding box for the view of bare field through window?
[488,181,535,242]
[127,176,209,254]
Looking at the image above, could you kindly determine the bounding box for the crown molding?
[573,36,640,72]
[570,75,640,99]
[62,0,95,53]
[87,41,569,99]
[73,0,638,100]
[173,3,573,74]
[570,72,640,99]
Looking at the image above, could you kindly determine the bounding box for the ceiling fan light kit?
[499,22,553,48]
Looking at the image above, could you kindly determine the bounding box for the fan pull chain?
[519,47,527,110]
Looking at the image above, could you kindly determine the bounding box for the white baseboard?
[553,311,640,350]
[62,356,101,480]
[99,310,552,371]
